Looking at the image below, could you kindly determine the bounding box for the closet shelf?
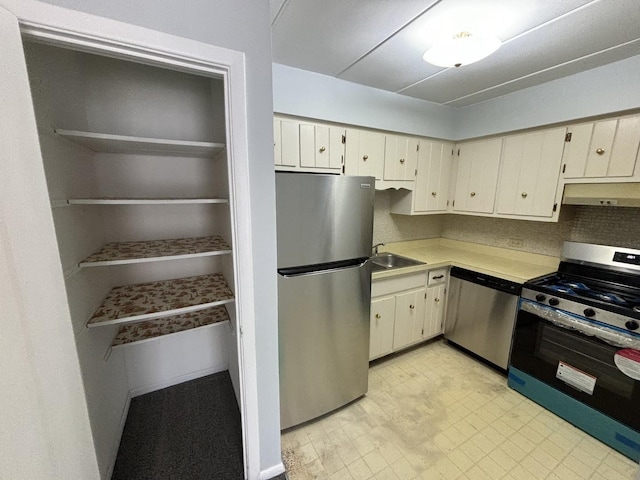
[111,306,229,348]
[87,273,234,328]
[55,129,225,157]
[67,197,228,205]
[80,235,232,267]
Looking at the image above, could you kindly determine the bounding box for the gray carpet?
[112,371,244,479]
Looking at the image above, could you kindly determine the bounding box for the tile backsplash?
[373,191,443,245]
[374,191,640,257]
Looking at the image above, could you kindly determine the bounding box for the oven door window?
[511,307,640,430]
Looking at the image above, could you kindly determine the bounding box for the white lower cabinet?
[370,268,448,361]
[392,287,426,350]
[369,296,396,360]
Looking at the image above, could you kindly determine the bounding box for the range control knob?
[549,298,560,306]
[583,308,596,318]
[535,294,546,302]
[625,320,639,331]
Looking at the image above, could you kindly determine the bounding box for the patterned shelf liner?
[80,235,231,266]
[87,273,234,327]
[112,306,229,348]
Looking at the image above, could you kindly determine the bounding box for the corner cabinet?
[562,115,640,180]
[452,138,503,214]
[369,268,448,361]
[495,127,566,219]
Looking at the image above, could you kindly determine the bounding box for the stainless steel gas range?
[509,241,640,461]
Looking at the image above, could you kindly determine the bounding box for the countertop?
[372,238,559,284]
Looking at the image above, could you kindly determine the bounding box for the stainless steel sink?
[370,253,425,272]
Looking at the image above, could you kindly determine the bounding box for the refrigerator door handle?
[278,258,369,278]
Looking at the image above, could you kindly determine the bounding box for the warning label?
[614,349,640,381]
[556,361,597,395]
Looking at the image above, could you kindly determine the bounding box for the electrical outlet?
[508,238,524,248]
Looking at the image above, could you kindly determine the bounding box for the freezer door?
[278,261,371,429]
[276,173,374,268]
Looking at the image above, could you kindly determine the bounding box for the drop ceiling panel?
[401,0,640,104]
[271,0,438,76]
[339,0,590,93]
[448,41,640,107]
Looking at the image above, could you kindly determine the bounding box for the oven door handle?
[520,299,640,350]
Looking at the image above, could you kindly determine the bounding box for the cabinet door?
[345,128,385,179]
[392,287,426,350]
[370,296,396,360]
[564,117,640,179]
[280,119,300,167]
[415,141,454,212]
[273,118,282,166]
[425,284,446,339]
[453,138,502,213]
[299,123,315,168]
[327,126,345,170]
[383,135,418,181]
[608,116,640,177]
[496,127,565,218]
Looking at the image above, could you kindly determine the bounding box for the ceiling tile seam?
[271,0,291,28]
[334,0,444,78]
[395,0,603,95]
[443,37,640,106]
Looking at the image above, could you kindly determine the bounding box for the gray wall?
[273,63,456,140]
[37,0,281,472]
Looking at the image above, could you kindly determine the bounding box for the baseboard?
[130,363,228,397]
[105,390,131,480]
[260,462,286,480]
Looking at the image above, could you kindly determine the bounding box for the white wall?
[273,63,456,140]
[21,0,282,476]
[454,54,640,140]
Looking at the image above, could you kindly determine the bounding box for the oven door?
[511,299,640,431]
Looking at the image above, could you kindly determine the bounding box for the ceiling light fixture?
[423,31,502,68]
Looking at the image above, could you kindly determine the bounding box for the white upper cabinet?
[496,127,566,218]
[383,135,419,181]
[453,138,503,214]
[344,128,385,180]
[274,116,344,172]
[563,115,640,179]
[414,140,454,213]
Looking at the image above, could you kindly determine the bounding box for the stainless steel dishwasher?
[444,267,522,370]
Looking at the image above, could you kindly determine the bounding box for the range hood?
[562,183,640,207]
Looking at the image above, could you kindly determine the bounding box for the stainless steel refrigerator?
[276,172,374,430]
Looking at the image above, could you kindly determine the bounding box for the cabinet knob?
[363,155,368,161]
[319,146,326,153]
[434,298,440,303]
[521,192,528,198]
[470,192,476,197]
[409,305,415,310]
[400,158,405,164]
[375,314,381,319]
[596,148,605,155]
[431,192,437,196]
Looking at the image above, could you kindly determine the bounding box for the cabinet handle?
[319,146,326,153]
[470,192,476,197]
[431,192,437,196]
[409,305,415,310]
[434,298,440,303]
[596,148,605,155]
[432,275,444,280]
[375,314,381,319]
[363,155,368,161]
[521,192,528,198]
[400,158,405,164]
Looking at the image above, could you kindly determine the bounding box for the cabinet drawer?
[428,269,447,286]
[372,272,426,297]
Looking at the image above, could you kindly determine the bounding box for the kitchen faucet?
[372,243,385,255]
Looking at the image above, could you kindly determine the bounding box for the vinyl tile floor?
[281,340,639,480]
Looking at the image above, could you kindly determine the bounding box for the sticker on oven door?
[556,361,597,395]
[614,349,640,380]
